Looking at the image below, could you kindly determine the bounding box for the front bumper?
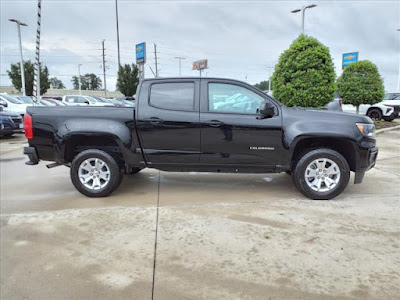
[24,146,39,165]
[354,145,378,184]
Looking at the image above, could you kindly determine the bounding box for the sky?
[1,0,399,92]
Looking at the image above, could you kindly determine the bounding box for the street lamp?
[9,19,27,96]
[291,4,317,34]
[78,64,82,95]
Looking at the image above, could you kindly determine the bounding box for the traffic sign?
[136,42,146,64]
[342,52,358,69]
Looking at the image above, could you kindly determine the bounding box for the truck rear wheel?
[292,148,350,200]
[71,149,122,197]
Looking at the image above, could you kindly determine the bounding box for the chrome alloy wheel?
[78,158,110,190]
[304,158,341,192]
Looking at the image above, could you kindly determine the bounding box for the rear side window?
[150,82,195,111]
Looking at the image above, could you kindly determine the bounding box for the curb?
[376,125,400,135]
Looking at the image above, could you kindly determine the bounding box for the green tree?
[271,34,336,107]
[337,60,384,114]
[72,73,102,90]
[7,60,50,96]
[49,77,65,89]
[116,64,139,96]
[254,80,270,91]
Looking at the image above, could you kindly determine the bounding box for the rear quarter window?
[149,82,195,111]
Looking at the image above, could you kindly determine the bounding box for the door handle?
[144,117,163,124]
[206,120,223,128]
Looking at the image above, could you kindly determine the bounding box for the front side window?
[208,83,264,114]
[75,96,88,103]
[150,82,195,111]
[65,96,74,103]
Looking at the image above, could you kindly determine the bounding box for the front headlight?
[356,123,375,138]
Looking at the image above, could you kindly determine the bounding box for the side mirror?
[84,100,90,105]
[258,100,275,119]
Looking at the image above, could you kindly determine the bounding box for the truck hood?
[283,106,373,124]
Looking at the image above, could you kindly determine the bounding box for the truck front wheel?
[292,148,350,200]
[71,149,122,197]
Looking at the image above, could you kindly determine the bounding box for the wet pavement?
[1,131,399,299]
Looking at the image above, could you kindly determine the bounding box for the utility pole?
[291,4,317,34]
[9,19,27,96]
[102,40,107,97]
[153,43,159,77]
[115,0,121,68]
[78,64,82,95]
[174,56,185,76]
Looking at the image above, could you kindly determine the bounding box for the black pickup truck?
[24,78,378,200]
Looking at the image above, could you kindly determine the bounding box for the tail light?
[24,114,33,139]
[339,99,343,107]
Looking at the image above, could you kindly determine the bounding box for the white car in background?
[381,92,400,117]
[342,102,396,121]
[62,95,113,107]
[0,93,31,115]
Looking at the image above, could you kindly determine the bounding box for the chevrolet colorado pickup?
[23,78,378,200]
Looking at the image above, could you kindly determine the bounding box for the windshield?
[84,96,99,103]
[41,100,57,106]
[0,94,24,104]
[18,96,34,104]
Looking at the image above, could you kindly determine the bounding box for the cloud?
[1,0,399,91]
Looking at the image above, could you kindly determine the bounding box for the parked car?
[0,106,23,137]
[24,77,378,200]
[342,102,396,121]
[0,93,30,115]
[43,98,68,106]
[62,95,113,107]
[381,92,400,116]
[42,96,62,101]
[15,95,34,104]
[117,96,135,101]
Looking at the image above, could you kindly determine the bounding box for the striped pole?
[33,0,42,104]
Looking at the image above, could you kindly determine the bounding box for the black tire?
[70,149,122,197]
[126,167,142,175]
[292,148,350,200]
[367,108,383,120]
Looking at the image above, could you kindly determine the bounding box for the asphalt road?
[1,131,399,299]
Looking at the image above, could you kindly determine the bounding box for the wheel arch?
[289,136,358,172]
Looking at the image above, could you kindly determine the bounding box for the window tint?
[150,82,195,111]
[208,83,265,114]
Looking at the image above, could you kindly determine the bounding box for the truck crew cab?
[23,78,378,200]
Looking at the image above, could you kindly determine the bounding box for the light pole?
[78,64,82,95]
[267,66,273,91]
[9,19,27,96]
[174,57,186,76]
[115,0,121,68]
[291,4,317,34]
[397,29,400,92]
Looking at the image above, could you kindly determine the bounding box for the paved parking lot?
[1,131,399,299]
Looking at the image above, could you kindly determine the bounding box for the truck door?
[199,79,283,167]
[136,79,200,165]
